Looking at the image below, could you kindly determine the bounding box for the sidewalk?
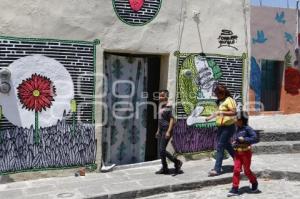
[249,113,300,132]
[1,153,300,199]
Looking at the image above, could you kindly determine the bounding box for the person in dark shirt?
[155,90,182,175]
[227,111,259,197]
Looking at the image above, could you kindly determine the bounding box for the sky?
[252,0,298,8]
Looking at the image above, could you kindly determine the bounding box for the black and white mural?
[0,36,98,174]
[113,0,162,26]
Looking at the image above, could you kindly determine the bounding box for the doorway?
[102,52,161,165]
[260,60,284,111]
[145,56,160,161]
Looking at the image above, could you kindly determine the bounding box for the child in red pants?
[227,111,259,197]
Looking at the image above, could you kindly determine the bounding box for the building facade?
[0,0,250,173]
[250,6,300,114]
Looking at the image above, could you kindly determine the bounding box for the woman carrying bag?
[206,84,237,176]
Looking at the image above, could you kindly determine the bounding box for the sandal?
[208,169,220,177]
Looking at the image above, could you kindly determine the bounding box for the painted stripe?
[228,97,236,109]
[221,117,224,126]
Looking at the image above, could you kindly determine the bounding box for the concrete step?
[258,131,300,142]
[113,160,160,171]
[253,141,300,154]
[1,154,300,199]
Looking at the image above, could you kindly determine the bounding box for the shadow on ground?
[238,186,262,195]
[154,168,185,176]
[221,165,234,174]
[0,176,15,184]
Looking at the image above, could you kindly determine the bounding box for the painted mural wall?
[251,6,300,114]
[0,37,97,174]
[0,0,250,96]
[173,52,245,153]
[0,0,250,166]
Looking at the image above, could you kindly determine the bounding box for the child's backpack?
[252,130,261,144]
[244,128,260,144]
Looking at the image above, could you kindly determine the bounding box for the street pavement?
[140,179,300,199]
[0,153,300,199]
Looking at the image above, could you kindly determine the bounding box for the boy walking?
[155,90,182,175]
[228,111,259,197]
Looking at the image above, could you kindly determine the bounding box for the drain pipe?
[297,1,300,47]
[296,0,300,69]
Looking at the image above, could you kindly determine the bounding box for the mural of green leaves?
[284,50,292,68]
[179,55,199,115]
[141,109,147,128]
[128,126,140,145]
[111,126,118,146]
[208,59,223,79]
[112,59,124,79]
[103,54,148,165]
[117,142,127,162]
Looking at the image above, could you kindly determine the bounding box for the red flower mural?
[285,67,300,95]
[129,0,144,12]
[17,74,56,112]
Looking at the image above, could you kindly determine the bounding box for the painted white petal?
[0,55,74,128]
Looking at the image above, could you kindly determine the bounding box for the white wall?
[0,0,250,94]
[0,0,250,166]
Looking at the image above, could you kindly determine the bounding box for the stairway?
[253,130,300,154]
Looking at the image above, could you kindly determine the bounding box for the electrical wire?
[243,0,250,106]
[176,0,186,51]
